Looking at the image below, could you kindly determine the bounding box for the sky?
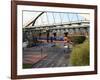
[22,11,90,27]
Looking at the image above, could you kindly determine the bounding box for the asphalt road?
[23,43,71,68]
[33,48,70,68]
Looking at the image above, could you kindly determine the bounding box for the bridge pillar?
[64,32,68,37]
[53,33,57,41]
[72,28,75,35]
[39,32,41,39]
[47,30,50,43]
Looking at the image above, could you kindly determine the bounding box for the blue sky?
[23,11,90,27]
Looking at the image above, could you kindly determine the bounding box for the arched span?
[25,12,44,27]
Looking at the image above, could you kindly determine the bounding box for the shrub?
[23,64,32,69]
[70,35,86,44]
[70,39,89,66]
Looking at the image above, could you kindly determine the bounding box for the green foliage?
[70,35,86,44]
[23,64,32,69]
[70,39,89,66]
